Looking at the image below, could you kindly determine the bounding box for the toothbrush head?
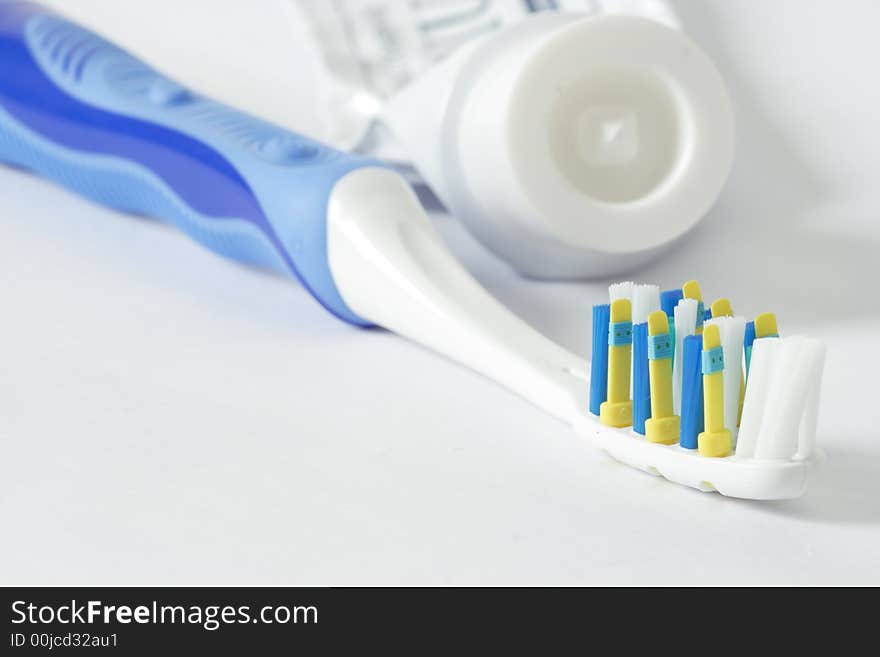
[580,279,826,500]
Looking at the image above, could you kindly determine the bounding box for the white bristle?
[795,342,826,459]
[760,339,804,459]
[738,336,819,461]
[628,284,660,396]
[737,339,777,459]
[706,316,746,446]
[672,298,698,414]
[608,282,634,304]
[754,337,825,461]
[632,284,661,325]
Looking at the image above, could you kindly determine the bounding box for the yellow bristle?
[711,297,733,318]
[600,299,633,428]
[755,312,779,338]
[645,310,679,445]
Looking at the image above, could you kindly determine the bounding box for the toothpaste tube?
[289,0,682,165]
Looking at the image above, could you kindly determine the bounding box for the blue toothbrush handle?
[0,1,380,325]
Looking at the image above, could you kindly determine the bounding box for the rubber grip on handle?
[0,1,379,325]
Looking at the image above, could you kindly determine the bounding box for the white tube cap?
[386,13,735,279]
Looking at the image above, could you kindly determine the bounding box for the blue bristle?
[704,308,713,322]
[680,334,704,449]
[589,304,611,416]
[661,289,683,318]
[661,290,682,363]
[744,320,756,378]
[632,323,651,434]
[744,321,757,349]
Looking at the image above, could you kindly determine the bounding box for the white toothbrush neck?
[327,168,587,424]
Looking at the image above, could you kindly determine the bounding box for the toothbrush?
[0,3,825,500]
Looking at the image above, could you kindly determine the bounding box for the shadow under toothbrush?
[744,447,880,527]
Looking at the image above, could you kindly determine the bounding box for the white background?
[1,0,878,585]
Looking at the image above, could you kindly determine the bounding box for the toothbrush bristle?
[673,299,699,339]
[710,297,733,318]
[647,309,669,335]
[755,312,779,338]
[682,280,703,301]
[706,316,746,445]
[661,289,684,317]
[672,298,699,414]
[679,334,704,449]
[609,298,631,322]
[608,282,634,303]
[632,284,661,325]
[744,321,757,347]
[703,322,721,348]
